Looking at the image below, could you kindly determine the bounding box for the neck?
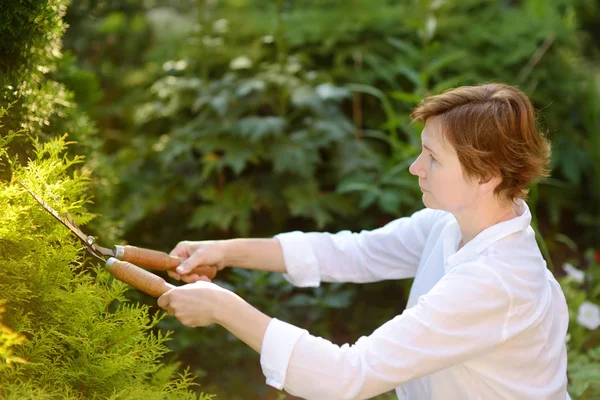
[455,198,518,250]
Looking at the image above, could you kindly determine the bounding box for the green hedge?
[0,1,215,398]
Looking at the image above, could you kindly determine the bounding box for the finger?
[182,273,202,283]
[169,241,191,258]
[168,246,182,258]
[167,270,182,280]
[166,307,175,316]
[157,292,171,309]
[199,275,211,282]
[176,249,205,274]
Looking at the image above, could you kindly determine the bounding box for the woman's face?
[409,117,482,213]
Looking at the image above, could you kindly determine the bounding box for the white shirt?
[260,200,571,400]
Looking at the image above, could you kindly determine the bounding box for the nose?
[409,153,426,178]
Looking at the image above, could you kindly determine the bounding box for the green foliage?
[0,2,213,398]
[0,0,63,77]
[0,302,27,371]
[0,0,101,184]
[117,71,367,237]
[0,0,66,136]
[559,249,600,399]
[0,136,213,399]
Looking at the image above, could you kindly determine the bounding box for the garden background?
[1,0,599,399]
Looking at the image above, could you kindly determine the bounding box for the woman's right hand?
[167,240,228,283]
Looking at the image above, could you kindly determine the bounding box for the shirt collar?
[445,199,532,270]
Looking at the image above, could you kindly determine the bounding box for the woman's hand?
[158,281,271,353]
[168,240,228,283]
[157,281,237,328]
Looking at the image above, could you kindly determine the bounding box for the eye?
[429,154,437,162]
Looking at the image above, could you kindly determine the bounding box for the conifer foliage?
[0,0,215,397]
[0,135,214,399]
[0,302,26,370]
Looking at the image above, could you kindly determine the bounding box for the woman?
[158,83,571,400]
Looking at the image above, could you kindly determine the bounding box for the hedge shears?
[20,182,217,297]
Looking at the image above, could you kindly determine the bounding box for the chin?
[422,194,445,211]
[422,194,435,209]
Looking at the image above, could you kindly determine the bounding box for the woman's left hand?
[157,280,236,327]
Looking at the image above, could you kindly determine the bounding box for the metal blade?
[93,243,116,258]
[85,245,109,264]
[19,181,95,249]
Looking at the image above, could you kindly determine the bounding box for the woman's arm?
[174,208,446,285]
[172,238,287,280]
[160,261,511,400]
[222,238,288,274]
[256,262,511,399]
[276,208,449,287]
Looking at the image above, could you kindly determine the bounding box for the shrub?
[0,134,214,399]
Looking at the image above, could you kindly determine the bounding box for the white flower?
[146,8,194,40]
[577,301,600,330]
[203,36,224,47]
[163,60,187,72]
[316,83,350,101]
[431,0,447,10]
[562,262,585,283]
[230,56,253,70]
[425,15,437,40]
[286,61,302,74]
[213,19,228,34]
[306,71,317,80]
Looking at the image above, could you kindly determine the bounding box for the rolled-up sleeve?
[260,263,512,400]
[275,208,447,287]
[260,318,309,389]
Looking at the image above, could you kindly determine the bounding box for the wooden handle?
[116,245,218,280]
[105,258,174,297]
[117,245,180,271]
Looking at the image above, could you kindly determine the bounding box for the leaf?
[236,79,266,97]
[337,181,380,196]
[385,37,420,61]
[395,64,423,88]
[209,90,231,117]
[272,140,320,178]
[287,294,316,307]
[283,181,346,228]
[222,146,255,175]
[188,182,257,235]
[389,91,422,104]
[233,116,287,143]
[379,190,402,214]
[291,85,324,110]
[347,83,399,136]
[316,83,350,101]
[322,290,353,308]
[431,74,472,94]
[554,140,590,185]
[312,119,353,142]
[363,53,400,88]
[423,52,467,79]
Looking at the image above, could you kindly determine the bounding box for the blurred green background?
[2,0,600,398]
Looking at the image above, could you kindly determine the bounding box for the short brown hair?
[410,83,551,201]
